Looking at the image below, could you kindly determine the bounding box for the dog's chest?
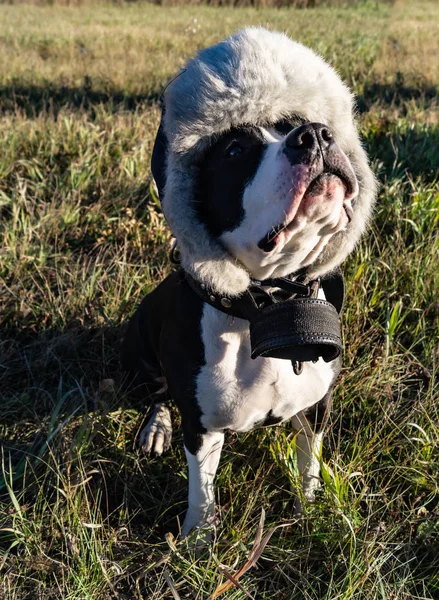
[196,305,335,432]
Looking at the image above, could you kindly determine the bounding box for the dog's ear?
[151,109,168,201]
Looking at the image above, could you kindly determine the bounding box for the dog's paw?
[139,404,172,455]
[294,478,322,516]
[182,521,214,551]
[181,508,216,543]
[184,527,214,552]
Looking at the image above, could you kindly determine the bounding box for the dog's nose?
[284,123,334,163]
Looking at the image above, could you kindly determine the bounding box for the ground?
[0,1,438,598]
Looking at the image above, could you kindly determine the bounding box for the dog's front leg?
[291,405,328,514]
[182,430,224,539]
[294,428,324,514]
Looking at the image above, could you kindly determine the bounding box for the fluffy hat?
[153,27,377,297]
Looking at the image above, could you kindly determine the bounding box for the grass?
[1,0,438,598]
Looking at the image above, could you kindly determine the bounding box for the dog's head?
[153,27,377,296]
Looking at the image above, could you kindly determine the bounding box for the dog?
[121,27,377,538]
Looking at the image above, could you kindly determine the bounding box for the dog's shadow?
[0,320,190,539]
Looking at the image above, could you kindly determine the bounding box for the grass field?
[1,1,438,598]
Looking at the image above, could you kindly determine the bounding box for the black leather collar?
[184,267,345,369]
[185,269,344,319]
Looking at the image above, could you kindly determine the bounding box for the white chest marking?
[196,304,334,432]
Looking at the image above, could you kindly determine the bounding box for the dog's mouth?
[257,171,356,253]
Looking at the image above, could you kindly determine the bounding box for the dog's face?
[195,119,359,281]
[155,28,377,295]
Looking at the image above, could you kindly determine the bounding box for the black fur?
[121,271,207,455]
[195,126,267,237]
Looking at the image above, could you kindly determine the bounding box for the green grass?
[1,1,438,598]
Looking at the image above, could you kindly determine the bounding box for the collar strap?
[185,270,344,318]
[184,269,344,365]
[185,271,317,320]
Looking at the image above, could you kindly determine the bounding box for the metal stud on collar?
[292,361,303,376]
[170,240,181,265]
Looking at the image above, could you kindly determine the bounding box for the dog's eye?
[225,142,243,158]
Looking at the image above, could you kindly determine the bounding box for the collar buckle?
[253,276,314,298]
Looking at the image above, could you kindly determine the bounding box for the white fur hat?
[152,27,377,296]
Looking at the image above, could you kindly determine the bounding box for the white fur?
[290,411,326,513]
[294,431,324,514]
[196,304,335,432]
[182,431,224,537]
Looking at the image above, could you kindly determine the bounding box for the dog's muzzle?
[184,267,344,370]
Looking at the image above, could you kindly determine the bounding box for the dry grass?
[0,0,393,8]
[1,1,438,598]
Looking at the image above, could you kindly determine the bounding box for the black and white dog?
[122,28,377,538]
